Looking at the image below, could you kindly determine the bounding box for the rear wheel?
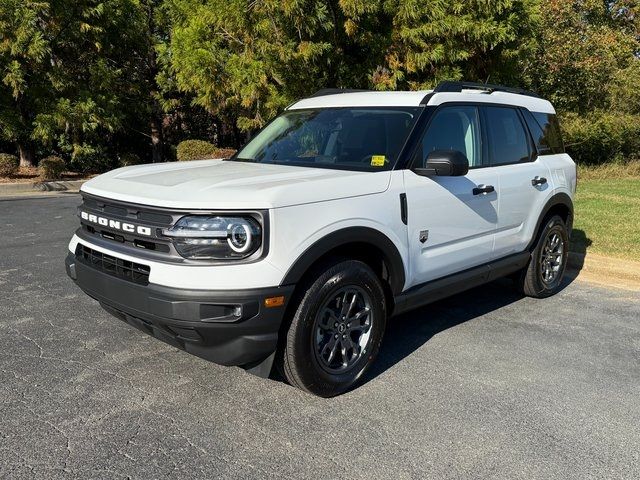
[277,260,386,397]
[517,215,569,298]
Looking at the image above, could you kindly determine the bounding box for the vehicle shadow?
[361,272,578,387]
[570,228,592,255]
[569,228,592,272]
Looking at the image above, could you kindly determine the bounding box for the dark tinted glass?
[485,107,531,165]
[527,112,564,155]
[234,108,420,171]
[420,106,482,167]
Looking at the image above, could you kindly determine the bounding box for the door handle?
[473,184,495,195]
[531,176,547,186]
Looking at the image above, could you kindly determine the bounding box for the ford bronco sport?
[66,81,576,397]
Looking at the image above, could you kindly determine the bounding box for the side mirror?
[414,150,469,177]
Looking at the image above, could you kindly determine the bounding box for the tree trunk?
[150,114,164,163]
[17,142,35,168]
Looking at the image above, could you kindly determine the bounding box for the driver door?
[403,105,498,287]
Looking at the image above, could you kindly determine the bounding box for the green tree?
[362,0,539,90]
[0,0,49,166]
[165,0,539,135]
[531,0,640,113]
[0,0,148,168]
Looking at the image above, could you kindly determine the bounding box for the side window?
[525,111,564,155]
[419,106,482,168]
[484,106,531,166]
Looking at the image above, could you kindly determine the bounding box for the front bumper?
[65,251,294,368]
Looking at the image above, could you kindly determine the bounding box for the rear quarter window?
[523,110,565,155]
[484,106,532,166]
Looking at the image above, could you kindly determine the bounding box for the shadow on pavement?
[362,272,578,386]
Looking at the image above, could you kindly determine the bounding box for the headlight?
[162,215,262,260]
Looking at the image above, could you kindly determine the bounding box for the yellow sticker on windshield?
[371,155,386,167]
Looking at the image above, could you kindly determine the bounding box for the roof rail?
[433,81,540,98]
[306,88,370,98]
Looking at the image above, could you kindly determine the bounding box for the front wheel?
[517,215,569,298]
[277,260,387,397]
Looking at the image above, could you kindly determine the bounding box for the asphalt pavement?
[1,194,639,479]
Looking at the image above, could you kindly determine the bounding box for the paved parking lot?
[1,194,639,479]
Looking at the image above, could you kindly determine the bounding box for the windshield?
[232,107,421,171]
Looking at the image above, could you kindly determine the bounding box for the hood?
[80,159,392,209]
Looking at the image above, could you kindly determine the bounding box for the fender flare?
[280,227,406,295]
[527,192,574,251]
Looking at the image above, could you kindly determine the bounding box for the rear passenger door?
[482,106,551,258]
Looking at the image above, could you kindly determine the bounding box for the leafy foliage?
[119,153,145,167]
[532,0,640,114]
[562,112,640,165]
[39,155,66,179]
[0,153,19,177]
[0,0,149,166]
[176,139,217,161]
[0,0,638,170]
[176,140,235,161]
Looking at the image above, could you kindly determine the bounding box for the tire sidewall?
[289,261,386,395]
[531,215,569,295]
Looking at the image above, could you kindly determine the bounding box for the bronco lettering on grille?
[80,211,152,236]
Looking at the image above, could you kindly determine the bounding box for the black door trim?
[392,251,530,316]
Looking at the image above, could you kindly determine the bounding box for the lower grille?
[76,244,150,285]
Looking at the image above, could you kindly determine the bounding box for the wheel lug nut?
[334,334,339,339]
[342,334,346,339]
[334,322,338,327]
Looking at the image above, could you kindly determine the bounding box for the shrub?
[213,147,237,158]
[177,140,216,161]
[119,153,144,167]
[39,156,66,180]
[0,153,19,177]
[69,146,113,174]
[176,140,235,161]
[561,111,640,165]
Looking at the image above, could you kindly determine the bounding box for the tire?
[517,215,569,298]
[277,260,387,397]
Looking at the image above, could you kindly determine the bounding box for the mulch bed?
[0,167,88,184]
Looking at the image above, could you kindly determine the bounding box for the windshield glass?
[232,107,421,171]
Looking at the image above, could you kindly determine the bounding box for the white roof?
[289,90,432,109]
[288,88,555,114]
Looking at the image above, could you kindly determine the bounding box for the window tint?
[524,111,564,155]
[485,107,531,165]
[419,106,482,167]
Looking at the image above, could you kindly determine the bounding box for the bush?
[119,153,144,167]
[561,112,640,165]
[176,140,217,161]
[39,156,66,180]
[213,147,237,158]
[0,153,19,177]
[69,146,113,174]
[176,140,235,161]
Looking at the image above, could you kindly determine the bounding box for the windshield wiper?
[229,157,258,163]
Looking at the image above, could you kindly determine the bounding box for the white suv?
[66,81,576,397]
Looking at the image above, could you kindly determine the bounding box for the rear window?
[523,110,564,155]
[485,106,532,166]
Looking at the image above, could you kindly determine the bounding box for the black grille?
[76,244,150,285]
[78,193,177,259]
